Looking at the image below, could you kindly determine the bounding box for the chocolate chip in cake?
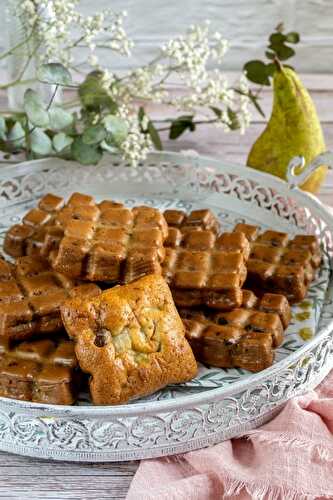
[94,328,111,347]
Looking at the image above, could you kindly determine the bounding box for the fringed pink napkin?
[127,370,333,500]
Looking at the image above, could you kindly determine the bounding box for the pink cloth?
[127,370,333,500]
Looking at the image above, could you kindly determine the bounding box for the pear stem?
[274,57,283,72]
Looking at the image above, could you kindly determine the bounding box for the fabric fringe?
[164,446,333,500]
[246,430,333,463]
[221,474,315,500]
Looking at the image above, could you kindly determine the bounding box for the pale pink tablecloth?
[127,370,333,500]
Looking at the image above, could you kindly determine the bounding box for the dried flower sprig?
[1,2,298,165]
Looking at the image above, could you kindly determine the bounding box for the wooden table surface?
[0,74,332,500]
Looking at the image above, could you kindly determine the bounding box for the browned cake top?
[3,192,124,259]
[49,205,169,282]
[61,274,197,405]
[0,256,100,339]
[233,224,321,302]
[162,233,250,309]
[0,337,77,382]
[163,245,247,291]
[181,291,290,373]
[164,209,220,247]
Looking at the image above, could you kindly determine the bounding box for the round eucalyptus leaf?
[37,63,72,86]
[286,32,300,44]
[8,122,25,148]
[0,116,7,140]
[243,60,271,86]
[30,128,53,155]
[82,124,107,145]
[53,132,73,152]
[103,115,128,145]
[49,107,73,131]
[24,89,49,128]
[79,72,116,110]
[71,137,102,165]
[269,33,286,45]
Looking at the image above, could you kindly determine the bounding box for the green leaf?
[227,108,240,130]
[103,115,128,145]
[7,121,25,148]
[265,50,276,61]
[210,106,222,118]
[147,121,162,150]
[30,128,53,155]
[269,33,286,45]
[53,132,73,152]
[82,124,107,145]
[37,63,72,86]
[0,116,7,140]
[243,61,271,86]
[23,89,49,128]
[79,71,117,110]
[266,63,276,77]
[169,115,194,139]
[268,43,295,61]
[138,106,145,123]
[71,136,102,165]
[286,32,300,44]
[48,107,73,131]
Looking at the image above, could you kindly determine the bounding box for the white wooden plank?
[1,0,333,72]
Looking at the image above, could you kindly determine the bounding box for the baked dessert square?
[164,208,220,247]
[163,245,248,310]
[49,205,168,283]
[233,224,321,302]
[61,274,197,405]
[0,337,80,404]
[180,291,290,372]
[3,192,123,259]
[0,256,100,340]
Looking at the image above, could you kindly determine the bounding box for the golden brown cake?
[162,240,249,310]
[164,209,220,247]
[50,205,168,283]
[0,255,100,340]
[61,274,198,405]
[233,224,322,302]
[180,291,291,372]
[3,192,124,259]
[0,337,81,404]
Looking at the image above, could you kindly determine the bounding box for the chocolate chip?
[217,317,228,325]
[94,328,110,347]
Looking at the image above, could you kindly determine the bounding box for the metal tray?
[0,151,332,462]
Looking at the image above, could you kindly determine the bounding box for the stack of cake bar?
[0,193,322,405]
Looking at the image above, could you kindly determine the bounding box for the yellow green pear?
[247,65,327,193]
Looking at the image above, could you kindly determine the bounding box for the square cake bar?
[0,337,80,404]
[0,256,100,340]
[60,274,197,405]
[49,205,169,282]
[3,192,123,258]
[162,242,248,310]
[181,291,290,372]
[4,193,65,257]
[164,209,220,247]
[234,224,321,302]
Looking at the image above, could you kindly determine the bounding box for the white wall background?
[3,0,333,73]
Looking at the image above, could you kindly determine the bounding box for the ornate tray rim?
[0,152,332,417]
[0,151,332,462]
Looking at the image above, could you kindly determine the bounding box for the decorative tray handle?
[286,151,333,188]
